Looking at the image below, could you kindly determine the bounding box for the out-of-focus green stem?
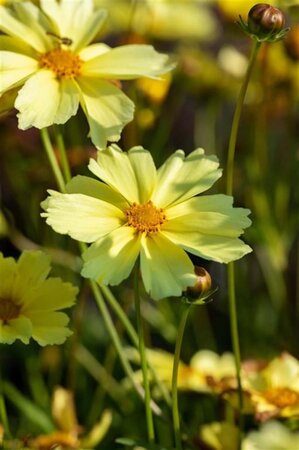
[40,128,66,192]
[53,125,72,183]
[0,375,11,439]
[225,40,261,449]
[134,265,155,443]
[171,305,190,450]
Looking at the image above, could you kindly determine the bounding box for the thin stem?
[53,125,72,183]
[101,284,172,406]
[40,128,66,193]
[134,265,155,443]
[90,278,161,417]
[0,385,11,440]
[172,305,190,450]
[225,40,261,448]
[226,40,261,196]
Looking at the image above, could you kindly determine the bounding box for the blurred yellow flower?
[199,421,239,450]
[42,145,251,300]
[0,0,172,148]
[243,421,299,450]
[245,353,299,420]
[0,251,77,345]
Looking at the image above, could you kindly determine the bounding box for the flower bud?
[185,266,212,301]
[284,24,299,61]
[248,4,285,37]
[237,3,289,43]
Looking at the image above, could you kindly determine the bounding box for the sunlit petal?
[82,226,141,285]
[140,233,196,300]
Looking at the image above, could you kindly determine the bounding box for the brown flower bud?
[185,266,212,300]
[248,3,285,37]
[284,24,299,61]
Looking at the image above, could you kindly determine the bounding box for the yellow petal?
[0,316,32,344]
[29,311,72,346]
[0,51,38,95]
[66,175,129,211]
[15,71,80,129]
[152,148,222,208]
[82,226,141,285]
[88,145,139,203]
[0,4,48,52]
[40,0,107,52]
[42,190,125,243]
[77,77,134,149]
[0,253,17,299]
[82,44,172,79]
[140,233,196,300]
[128,146,157,203]
[79,43,110,62]
[22,278,77,313]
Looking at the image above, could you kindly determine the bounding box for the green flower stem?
[134,265,155,443]
[226,40,261,196]
[101,284,172,406]
[40,128,66,193]
[225,39,261,446]
[53,125,72,183]
[172,304,190,450]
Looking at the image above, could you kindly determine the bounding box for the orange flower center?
[126,201,166,233]
[264,387,299,408]
[0,298,21,322]
[39,49,82,79]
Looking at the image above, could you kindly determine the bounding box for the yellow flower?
[244,353,299,420]
[199,421,239,450]
[0,251,77,345]
[0,0,172,148]
[42,145,251,300]
[243,421,299,450]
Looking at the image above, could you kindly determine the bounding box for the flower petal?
[66,175,129,210]
[77,77,134,149]
[79,43,110,61]
[15,71,79,129]
[165,195,252,237]
[82,44,172,79]
[41,190,125,242]
[88,146,139,203]
[162,230,252,264]
[0,4,49,52]
[151,148,222,208]
[0,51,38,95]
[0,35,37,57]
[29,311,72,346]
[40,0,107,52]
[140,233,196,300]
[82,226,141,286]
[128,146,157,203]
[0,253,17,299]
[22,278,77,312]
[0,317,32,345]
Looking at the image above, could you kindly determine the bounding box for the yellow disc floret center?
[126,201,166,233]
[39,49,82,79]
[264,387,299,408]
[0,298,21,322]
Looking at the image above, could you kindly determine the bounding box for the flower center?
[0,298,21,322]
[39,49,82,79]
[264,387,299,408]
[126,201,166,233]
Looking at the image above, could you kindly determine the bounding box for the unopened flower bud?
[237,3,289,43]
[248,4,285,36]
[185,266,212,301]
[284,24,299,61]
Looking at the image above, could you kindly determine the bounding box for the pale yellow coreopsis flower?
[244,353,299,420]
[0,0,172,148]
[42,145,252,300]
[0,250,77,345]
[243,421,299,450]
